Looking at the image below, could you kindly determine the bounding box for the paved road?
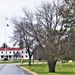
[0,64,32,75]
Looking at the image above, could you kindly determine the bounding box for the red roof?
[0,48,21,51]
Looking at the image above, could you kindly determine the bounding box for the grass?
[0,59,29,64]
[0,60,21,64]
[22,62,75,75]
[0,59,75,75]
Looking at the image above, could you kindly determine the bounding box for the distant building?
[20,48,33,60]
[0,48,33,60]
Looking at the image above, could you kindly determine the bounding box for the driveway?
[0,64,32,75]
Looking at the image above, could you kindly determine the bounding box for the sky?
[0,0,55,47]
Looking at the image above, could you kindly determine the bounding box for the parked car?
[4,57,8,61]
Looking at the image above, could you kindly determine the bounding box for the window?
[1,56,3,58]
[1,52,3,54]
[25,51,27,53]
[9,55,11,58]
[22,51,23,53]
[13,51,15,54]
[26,55,28,58]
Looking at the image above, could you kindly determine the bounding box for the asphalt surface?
[0,64,32,75]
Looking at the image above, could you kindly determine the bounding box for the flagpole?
[5,18,9,58]
[5,19,7,57]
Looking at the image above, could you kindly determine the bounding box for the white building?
[0,48,33,60]
[20,48,33,60]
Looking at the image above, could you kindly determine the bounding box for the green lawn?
[0,59,29,64]
[0,60,20,64]
[22,62,75,75]
[0,60,75,75]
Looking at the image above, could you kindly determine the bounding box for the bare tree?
[33,1,64,72]
[12,1,64,72]
[11,0,75,72]
[12,9,40,66]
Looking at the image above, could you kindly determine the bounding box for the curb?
[18,65,39,75]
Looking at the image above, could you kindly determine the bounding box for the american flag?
[6,17,8,20]
[7,24,9,26]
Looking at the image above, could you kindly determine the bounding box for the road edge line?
[17,65,39,75]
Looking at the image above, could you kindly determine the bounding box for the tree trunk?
[47,60,57,72]
[29,56,31,66]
